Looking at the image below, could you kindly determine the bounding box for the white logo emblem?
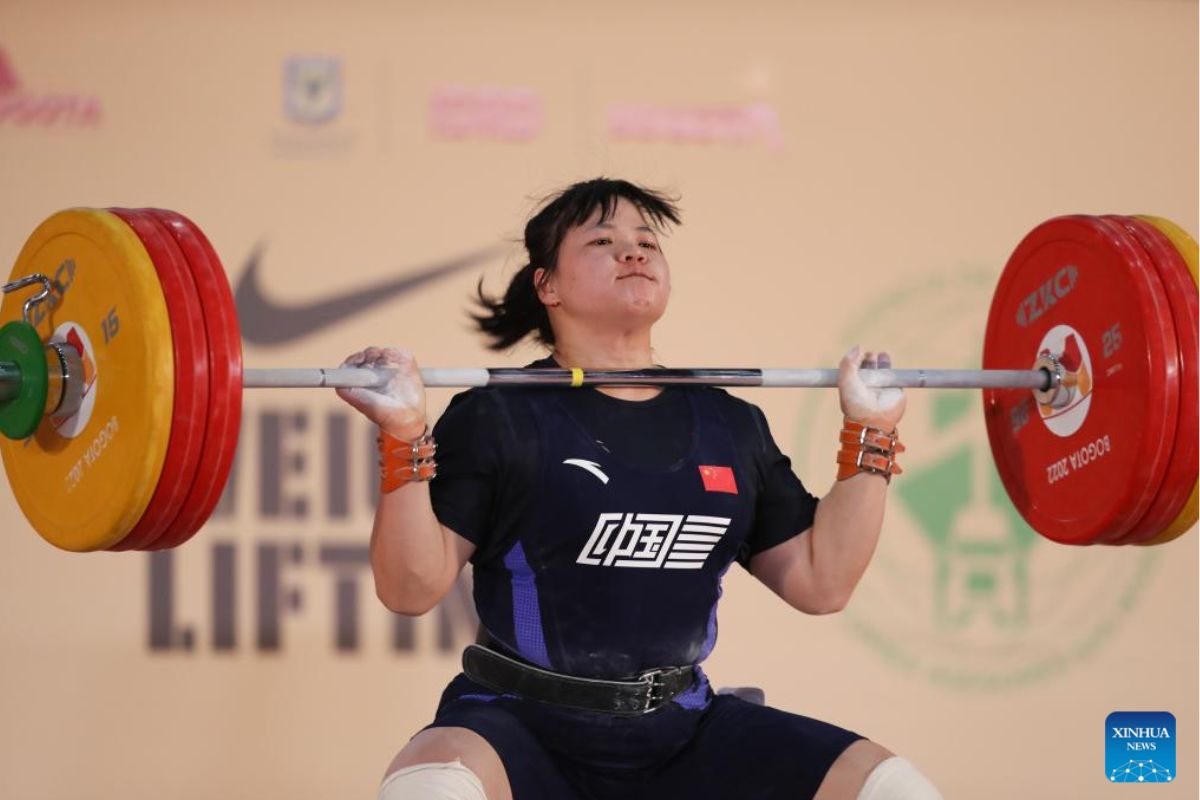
[575,513,731,570]
[563,458,610,484]
[1034,323,1093,437]
[283,56,342,125]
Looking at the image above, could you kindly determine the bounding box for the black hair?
[471,177,681,351]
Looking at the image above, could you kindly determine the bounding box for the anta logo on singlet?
[575,513,730,569]
[563,458,610,484]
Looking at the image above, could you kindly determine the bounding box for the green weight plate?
[0,321,47,439]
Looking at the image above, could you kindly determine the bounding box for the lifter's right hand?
[335,347,428,439]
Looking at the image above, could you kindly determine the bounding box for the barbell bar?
[0,207,1195,553]
[242,366,1059,390]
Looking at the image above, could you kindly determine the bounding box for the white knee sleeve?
[377,760,487,800]
[857,756,944,800]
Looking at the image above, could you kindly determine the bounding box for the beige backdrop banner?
[0,1,1196,797]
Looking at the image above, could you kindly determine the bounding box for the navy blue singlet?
[471,386,754,699]
[426,386,865,799]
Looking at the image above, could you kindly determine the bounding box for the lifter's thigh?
[384,726,512,800]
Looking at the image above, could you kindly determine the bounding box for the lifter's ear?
[534,267,560,307]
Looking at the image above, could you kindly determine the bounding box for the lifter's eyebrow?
[591,221,657,234]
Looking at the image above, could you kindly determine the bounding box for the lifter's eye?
[639,241,659,250]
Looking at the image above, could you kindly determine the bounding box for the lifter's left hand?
[837,345,906,432]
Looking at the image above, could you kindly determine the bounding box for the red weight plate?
[1108,216,1198,543]
[106,208,210,551]
[1083,223,1181,545]
[147,209,243,549]
[982,215,1179,545]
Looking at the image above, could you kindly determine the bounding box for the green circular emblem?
[795,270,1157,689]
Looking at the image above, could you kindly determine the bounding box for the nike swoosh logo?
[235,242,505,345]
[563,459,610,484]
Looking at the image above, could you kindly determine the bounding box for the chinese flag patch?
[699,465,738,494]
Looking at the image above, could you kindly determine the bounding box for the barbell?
[0,207,1195,553]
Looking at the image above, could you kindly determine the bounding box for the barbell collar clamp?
[1,274,55,327]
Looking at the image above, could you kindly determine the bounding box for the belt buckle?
[636,665,688,713]
[636,669,667,713]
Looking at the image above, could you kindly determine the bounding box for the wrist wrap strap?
[836,418,903,483]
[379,426,437,493]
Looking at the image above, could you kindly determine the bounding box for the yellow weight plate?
[1146,483,1199,545]
[1,209,174,551]
[1137,215,1199,283]
[1136,215,1197,545]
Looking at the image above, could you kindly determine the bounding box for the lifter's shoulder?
[438,385,497,417]
[434,385,538,449]
[698,386,769,443]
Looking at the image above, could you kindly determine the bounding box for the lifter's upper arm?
[376,521,476,616]
[748,527,845,615]
[445,524,477,582]
[423,523,476,612]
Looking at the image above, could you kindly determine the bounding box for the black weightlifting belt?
[461,643,696,716]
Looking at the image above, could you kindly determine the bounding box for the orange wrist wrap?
[836,418,904,484]
[378,426,437,493]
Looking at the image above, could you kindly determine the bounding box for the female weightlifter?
[336,178,944,799]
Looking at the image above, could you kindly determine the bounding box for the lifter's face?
[534,198,671,331]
